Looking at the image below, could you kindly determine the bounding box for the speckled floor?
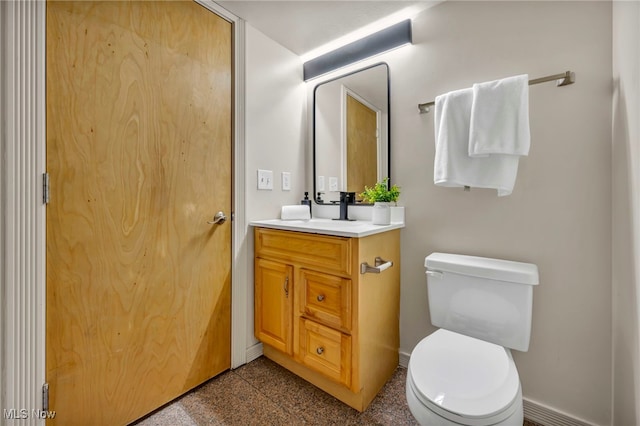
[134,356,416,425]
[134,356,544,426]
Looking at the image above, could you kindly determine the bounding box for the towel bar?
[360,257,394,274]
[418,70,575,113]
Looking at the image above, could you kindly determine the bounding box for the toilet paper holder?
[360,257,394,274]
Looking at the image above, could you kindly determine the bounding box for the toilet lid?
[409,329,520,419]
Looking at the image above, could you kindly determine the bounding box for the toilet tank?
[425,253,539,352]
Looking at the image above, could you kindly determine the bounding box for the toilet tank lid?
[425,253,539,285]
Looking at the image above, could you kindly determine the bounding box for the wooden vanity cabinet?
[253,227,400,412]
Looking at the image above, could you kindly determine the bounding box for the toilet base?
[406,371,523,426]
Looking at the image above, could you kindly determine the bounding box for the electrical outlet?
[257,169,273,190]
[329,177,338,192]
[317,176,325,191]
[281,172,291,191]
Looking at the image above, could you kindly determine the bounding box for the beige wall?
[245,23,306,348]
[612,1,640,425]
[397,2,612,424]
[306,1,613,424]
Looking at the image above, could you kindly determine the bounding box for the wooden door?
[346,94,377,194]
[45,2,232,424]
[254,258,293,354]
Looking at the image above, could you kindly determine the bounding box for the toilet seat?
[408,329,521,425]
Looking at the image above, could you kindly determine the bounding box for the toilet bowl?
[406,253,538,426]
[406,329,523,426]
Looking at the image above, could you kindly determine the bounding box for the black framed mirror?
[312,62,390,205]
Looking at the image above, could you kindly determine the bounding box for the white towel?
[469,74,530,157]
[280,205,311,220]
[434,87,520,196]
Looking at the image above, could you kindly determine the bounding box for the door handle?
[207,211,227,225]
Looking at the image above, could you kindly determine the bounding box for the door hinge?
[43,173,50,204]
[42,383,49,411]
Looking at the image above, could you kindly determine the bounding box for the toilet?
[406,253,539,426]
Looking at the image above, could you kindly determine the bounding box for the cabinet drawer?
[300,269,352,331]
[255,228,351,276]
[299,319,351,387]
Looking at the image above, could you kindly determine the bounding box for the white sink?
[249,218,404,238]
[283,219,358,227]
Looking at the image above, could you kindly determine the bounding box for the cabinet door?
[255,258,293,354]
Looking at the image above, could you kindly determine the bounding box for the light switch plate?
[317,176,325,191]
[329,177,338,192]
[281,172,291,191]
[257,169,273,190]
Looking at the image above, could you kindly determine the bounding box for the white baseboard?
[245,342,264,364]
[399,350,410,368]
[523,398,598,426]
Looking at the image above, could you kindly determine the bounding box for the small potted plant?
[360,177,400,225]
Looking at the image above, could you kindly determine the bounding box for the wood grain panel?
[255,228,352,276]
[46,1,232,424]
[299,269,352,332]
[355,230,401,406]
[254,259,293,354]
[346,94,377,195]
[299,319,351,387]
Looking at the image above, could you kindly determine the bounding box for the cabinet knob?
[316,294,325,302]
[316,346,324,355]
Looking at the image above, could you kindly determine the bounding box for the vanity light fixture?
[303,19,412,81]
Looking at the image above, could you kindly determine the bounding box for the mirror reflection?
[313,63,389,204]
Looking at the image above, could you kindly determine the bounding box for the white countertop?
[249,218,404,238]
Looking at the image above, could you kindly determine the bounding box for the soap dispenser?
[301,192,312,215]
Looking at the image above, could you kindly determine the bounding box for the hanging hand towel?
[434,87,520,196]
[469,74,530,157]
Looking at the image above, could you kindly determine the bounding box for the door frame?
[197,0,249,371]
[1,0,248,415]
[340,85,383,190]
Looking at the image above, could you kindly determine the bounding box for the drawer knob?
[316,346,325,355]
[316,294,325,302]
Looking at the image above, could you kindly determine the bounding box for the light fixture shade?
[303,19,412,81]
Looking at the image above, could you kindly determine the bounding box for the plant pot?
[372,202,391,225]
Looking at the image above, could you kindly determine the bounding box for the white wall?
[246,24,307,220]
[244,23,306,349]
[612,1,640,425]
[305,1,612,424]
